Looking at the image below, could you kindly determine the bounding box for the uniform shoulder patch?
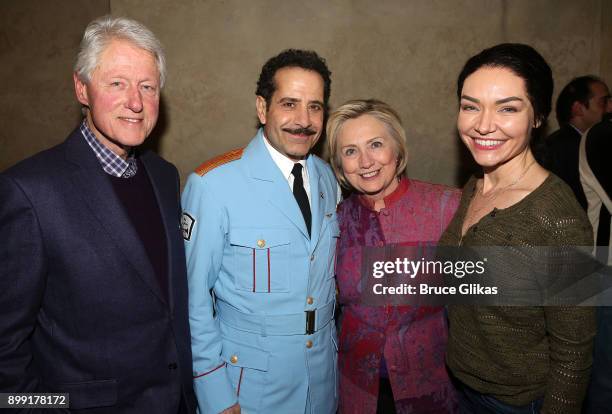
[195,147,244,176]
[181,212,195,241]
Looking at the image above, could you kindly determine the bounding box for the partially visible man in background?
[541,75,611,209]
[581,109,612,414]
[0,16,195,413]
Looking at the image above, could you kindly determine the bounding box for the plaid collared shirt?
[80,120,138,178]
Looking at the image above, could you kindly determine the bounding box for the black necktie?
[291,163,311,237]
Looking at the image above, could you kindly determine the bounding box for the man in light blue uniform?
[181,50,339,414]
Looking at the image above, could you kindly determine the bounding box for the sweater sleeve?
[541,209,596,414]
[542,306,595,413]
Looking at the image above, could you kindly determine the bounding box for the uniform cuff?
[194,364,237,414]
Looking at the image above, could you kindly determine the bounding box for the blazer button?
[306,296,314,305]
[305,340,313,349]
[230,355,238,364]
[257,239,266,248]
[168,362,178,370]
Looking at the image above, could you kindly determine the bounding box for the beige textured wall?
[0,0,109,172]
[602,0,612,84]
[1,0,609,188]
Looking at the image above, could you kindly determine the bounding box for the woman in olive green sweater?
[441,43,595,414]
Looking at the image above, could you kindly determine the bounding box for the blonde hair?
[326,99,408,188]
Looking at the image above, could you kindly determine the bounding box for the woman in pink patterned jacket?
[327,99,460,413]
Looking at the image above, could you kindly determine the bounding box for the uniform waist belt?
[216,300,335,336]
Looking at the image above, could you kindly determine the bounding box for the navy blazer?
[0,128,196,413]
[542,124,588,210]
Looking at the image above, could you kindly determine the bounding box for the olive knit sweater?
[440,173,596,414]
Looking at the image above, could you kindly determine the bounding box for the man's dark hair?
[256,49,332,128]
[555,75,603,125]
[457,43,553,134]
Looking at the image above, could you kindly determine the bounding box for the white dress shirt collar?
[569,123,584,135]
[262,133,311,203]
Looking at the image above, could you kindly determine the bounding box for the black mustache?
[282,127,316,136]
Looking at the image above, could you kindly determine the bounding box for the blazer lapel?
[307,161,325,253]
[245,132,310,239]
[140,152,177,311]
[64,131,165,304]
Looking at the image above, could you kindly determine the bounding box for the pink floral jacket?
[336,178,460,413]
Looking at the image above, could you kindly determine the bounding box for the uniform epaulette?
[195,147,244,176]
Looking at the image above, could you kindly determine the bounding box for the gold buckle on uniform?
[305,310,315,335]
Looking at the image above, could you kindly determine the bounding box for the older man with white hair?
[0,16,196,413]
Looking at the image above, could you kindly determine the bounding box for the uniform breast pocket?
[229,228,291,292]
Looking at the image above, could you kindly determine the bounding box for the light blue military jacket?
[181,130,339,414]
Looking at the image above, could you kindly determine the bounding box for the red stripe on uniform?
[237,367,244,396]
[267,248,271,293]
[194,362,226,378]
[252,248,256,292]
